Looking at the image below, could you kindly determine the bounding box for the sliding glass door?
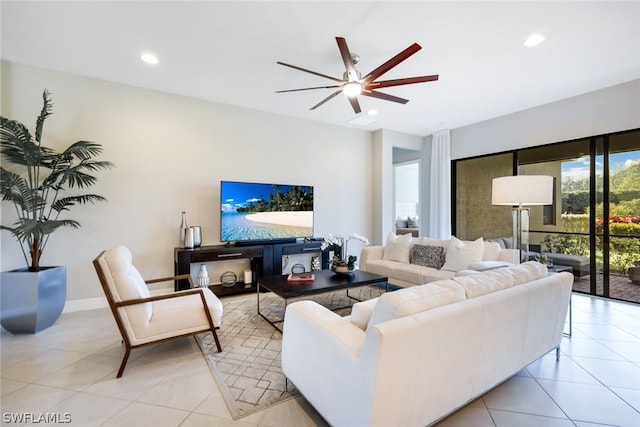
[596,133,640,301]
[453,129,640,304]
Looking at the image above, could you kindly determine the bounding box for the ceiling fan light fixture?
[343,81,362,97]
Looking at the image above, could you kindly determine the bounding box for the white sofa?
[282,262,573,427]
[361,233,520,287]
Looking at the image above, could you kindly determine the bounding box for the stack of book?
[287,272,314,282]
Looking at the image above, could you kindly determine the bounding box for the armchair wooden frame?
[93,252,222,378]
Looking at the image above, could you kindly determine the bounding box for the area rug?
[195,286,385,419]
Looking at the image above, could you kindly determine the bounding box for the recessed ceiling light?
[367,109,378,116]
[524,34,545,47]
[141,53,159,64]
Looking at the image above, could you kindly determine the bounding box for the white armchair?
[93,245,223,377]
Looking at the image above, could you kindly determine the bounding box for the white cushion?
[349,297,380,330]
[511,261,548,284]
[383,232,412,263]
[390,263,455,284]
[367,280,466,328]
[102,246,153,328]
[442,237,485,272]
[453,272,514,298]
[362,260,396,279]
[455,269,482,277]
[482,241,502,261]
[418,238,451,252]
[467,261,512,271]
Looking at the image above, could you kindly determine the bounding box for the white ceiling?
[2,1,639,136]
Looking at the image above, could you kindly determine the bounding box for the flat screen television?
[220,180,314,243]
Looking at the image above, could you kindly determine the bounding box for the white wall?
[451,79,640,159]
[3,62,637,306]
[371,129,423,244]
[1,61,374,303]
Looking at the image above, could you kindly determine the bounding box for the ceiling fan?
[276,37,439,114]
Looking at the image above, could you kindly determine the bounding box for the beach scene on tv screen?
[220,182,314,241]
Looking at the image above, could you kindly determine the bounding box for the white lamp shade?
[492,175,554,206]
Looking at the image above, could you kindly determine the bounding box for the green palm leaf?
[1,90,114,271]
[52,194,107,212]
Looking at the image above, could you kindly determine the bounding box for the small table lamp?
[492,175,554,263]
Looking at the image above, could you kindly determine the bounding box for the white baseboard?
[63,286,173,313]
[63,297,108,312]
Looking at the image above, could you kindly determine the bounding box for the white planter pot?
[1,266,66,334]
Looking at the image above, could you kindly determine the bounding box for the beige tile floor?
[1,293,639,427]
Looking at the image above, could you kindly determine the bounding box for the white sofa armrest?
[282,301,369,426]
[283,301,366,366]
[360,246,385,270]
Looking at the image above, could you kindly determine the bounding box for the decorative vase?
[192,226,202,248]
[196,264,210,288]
[184,227,195,249]
[0,266,67,334]
[310,256,320,272]
[179,211,188,246]
[332,265,354,275]
[220,271,237,288]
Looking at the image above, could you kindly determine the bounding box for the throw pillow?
[482,241,502,261]
[407,217,418,228]
[411,244,445,269]
[383,232,412,263]
[442,236,485,272]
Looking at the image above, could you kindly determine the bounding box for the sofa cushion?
[455,269,482,276]
[362,260,396,279]
[411,244,445,269]
[467,261,512,271]
[349,297,380,330]
[383,232,412,263]
[486,237,506,249]
[481,241,502,261]
[547,253,589,267]
[417,237,450,251]
[391,263,456,285]
[367,279,466,328]
[453,271,514,298]
[487,261,548,285]
[442,237,484,272]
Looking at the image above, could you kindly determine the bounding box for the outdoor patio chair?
[93,245,222,378]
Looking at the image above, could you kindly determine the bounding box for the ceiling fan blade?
[362,43,422,84]
[336,37,358,80]
[361,90,409,104]
[310,90,343,110]
[277,61,343,83]
[276,85,342,93]
[367,74,439,89]
[348,96,362,114]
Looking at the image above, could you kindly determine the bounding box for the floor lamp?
[492,175,554,263]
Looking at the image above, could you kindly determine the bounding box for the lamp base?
[512,207,530,264]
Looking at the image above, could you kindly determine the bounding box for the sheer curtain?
[429,129,451,239]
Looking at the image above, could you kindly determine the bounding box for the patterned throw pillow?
[411,244,445,269]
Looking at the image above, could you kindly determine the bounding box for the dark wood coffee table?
[257,269,388,332]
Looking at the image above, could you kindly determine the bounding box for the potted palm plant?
[1,90,113,333]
